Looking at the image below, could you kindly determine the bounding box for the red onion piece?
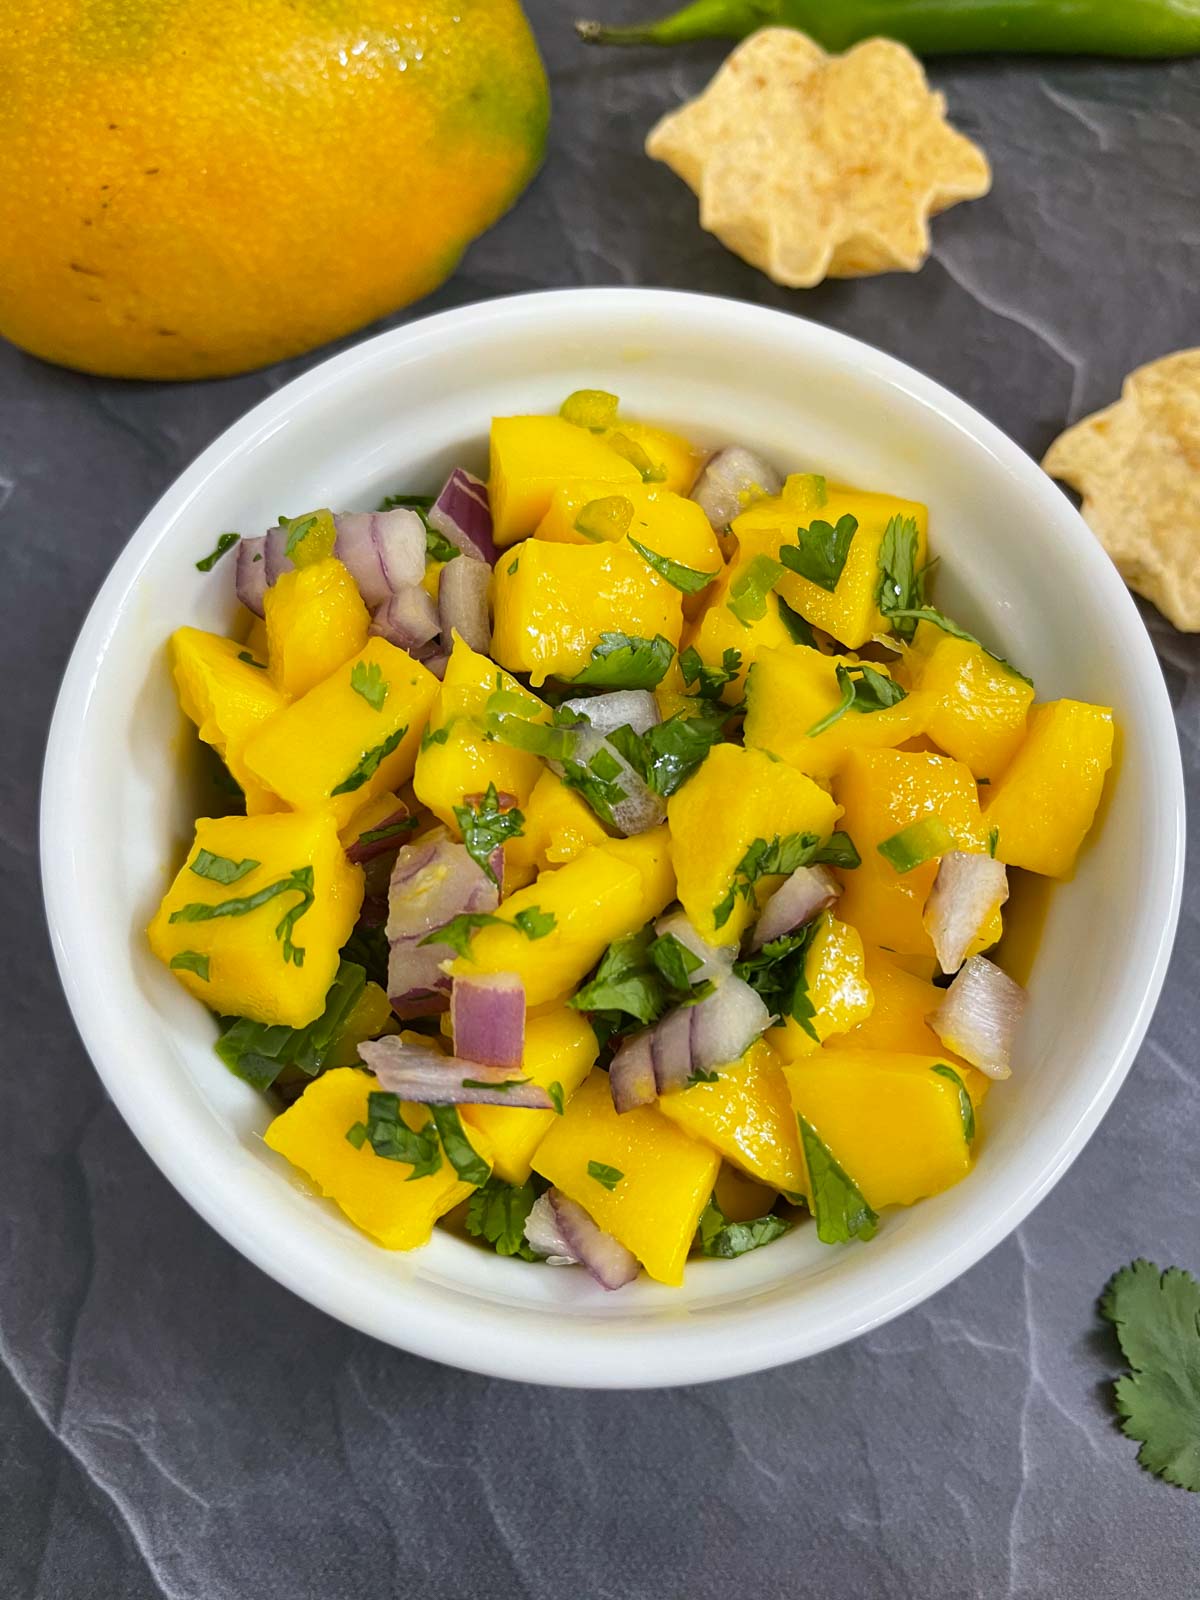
[387,936,451,1016]
[923,851,1009,975]
[429,468,496,565]
[451,973,526,1071]
[609,1029,658,1112]
[385,827,498,941]
[549,1190,639,1290]
[334,509,426,608]
[424,652,449,681]
[359,1037,552,1108]
[929,956,1026,1080]
[438,555,492,655]
[652,976,772,1093]
[554,724,665,837]
[690,446,783,530]
[651,1005,696,1093]
[369,585,440,654]
[560,691,661,737]
[346,806,413,866]
[522,1193,578,1264]
[752,865,842,950]
[653,911,736,985]
[235,535,269,617]
[262,525,291,585]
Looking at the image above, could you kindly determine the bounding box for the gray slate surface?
[2,5,1197,1595]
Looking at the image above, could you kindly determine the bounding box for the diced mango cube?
[503,770,609,890]
[733,483,928,648]
[491,539,685,687]
[906,621,1034,779]
[667,744,842,947]
[169,627,287,814]
[462,1005,598,1185]
[242,638,439,829]
[534,479,723,576]
[532,1069,720,1285]
[657,1040,804,1195]
[713,1163,780,1221]
[489,416,640,547]
[264,1068,490,1250]
[264,557,370,700]
[834,749,986,956]
[784,1050,972,1211]
[983,700,1114,877]
[769,914,874,1061]
[745,645,924,779]
[601,420,706,495]
[148,811,363,1027]
[683,528,802,702]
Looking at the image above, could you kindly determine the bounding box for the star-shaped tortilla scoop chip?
[1044,348,1200,633]
[645,28,991,288]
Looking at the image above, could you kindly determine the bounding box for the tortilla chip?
[645,28,991,288]
[1043,349,1200,632]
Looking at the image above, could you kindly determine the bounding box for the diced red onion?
[924,851,1009,975]
[651,976,772,1094]
[235,535,269,616]
[333,509,426,608]
[929,956,1027,1080]
[386,827,498,941]
[609,1029,658,1112]
[346,806,414,866]
[522,1193,578,1265]
[556,724,665,838]
[262,525,291,585]
[690,446,783,530]
[424,652,449,681]
[752,865,842,950]
[541,1190,639,1290]
[451,973,526,1071]
[429,468,496,565]
[651,1005,699,1094]
[369,585,440,654]
[359,1037,552,1108]
[438,554,491,655]
[653,911,736,985]
[387,936,451,1016]
[560,691,661,737]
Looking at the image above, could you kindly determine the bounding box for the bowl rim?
[41,287,1186,1387]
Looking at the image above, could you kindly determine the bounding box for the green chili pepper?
[576,0,1200,57]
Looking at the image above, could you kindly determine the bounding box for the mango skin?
[489,416,640,546]
[769,914,874,1061]
[169,626,286,815]
[532,1069,720,1286]
[658,1040,804,1196]
[264,558,369,701]
[265,1068,491,1250]
[148,810,363,1027]
[491,538,685,687]
[462,1004,598,1185]
[905,621,1034,780]
[784,1050,972,1211]
[667,743,842,947]
[984,700,1114,877]
[243,638,439,829]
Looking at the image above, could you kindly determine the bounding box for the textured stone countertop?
[2,5,1197,1595]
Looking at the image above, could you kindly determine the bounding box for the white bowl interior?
[43,291,1183,1386]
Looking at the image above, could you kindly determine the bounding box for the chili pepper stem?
[577,0,781,47]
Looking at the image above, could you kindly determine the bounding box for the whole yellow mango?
[0,1,548,379]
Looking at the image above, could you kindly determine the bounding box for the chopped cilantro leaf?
[330,726,407,795]
[548,1081,565,1116]
[569,632,675,689]
[169,950,210,981]
[797,1115,878,1244]
[466,1177,541,1260]
[686,1066,721,1086]
[778,514,858,593]
[988,826,1000,858]
[814,830,861,870]
[628,537,718,595]
[587,1160,624,1191]
[453,782,524,887]
[195,532,240,572]
[727,554,784,627]
[278,508,336,566]
[189,849,259,885]
[679,645,741,700]
[425,525,460,563]
[734,922,821,1041]
[512,906,555,940]
[359,817,420,845]
[775,593,817,647]
[421,721,451,751]
[377,492,434,513]
[648,931,703,992]
[698,1196,791,1258]
[217,962,367,1089]
[876,514,923,638]
[805,662,907,738]
[237,650,266,669]
[712,832,824,930]
[358,1091,442,1180]
[888,606,1034,687]
[634,703,728,797]
[426,906,553,959]
[430,1105,491,1187]
[931,1063,976,1142]
[349,660,389,711]
[170,865,314,967]
[1099,1260,1200,1492]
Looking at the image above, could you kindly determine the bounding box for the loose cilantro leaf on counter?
[350,660,389,711]
[587,1160,624,1191]
[355,1090,442,1180]
[698,1197,791,1259]
[779,514,858,593]
[330,726,407,795]
[931,1063,976,1143]
[679,645,741,700]
[430,1105,491,1187]
[805,662,907,738]
[466,1177,541,1260]
[195,531,240,572]
[453,783,524,887]
[628,537,718,595]
[1099,1260,1200,1492]
[169,950,210,982]
[190,849,260,885]
[727,554,783,627]
[797,1115,878,1244]
[887,606,1034,687]
[712,831,823,929]
[218,962,368,1090]
[568,632,675,690]
[734,923,821,1042]
[170,865,314,967]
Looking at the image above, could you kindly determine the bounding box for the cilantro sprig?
[568,632,675,690]
[698,1197,791,1259]
[466,1177,542,1260]
[679,645,741,700]
[779,514,858,593]
[876,514,923,638]
[1100,1260,1200,1492]
[805,663,907,739]
[346,1091,442,1180]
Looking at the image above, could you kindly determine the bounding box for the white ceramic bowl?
[42,289,1184,1388]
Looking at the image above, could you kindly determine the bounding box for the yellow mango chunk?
[327,981,399,1067]
[412,633,549,829]
[769,914,874,1061]
[264,1068,490,1250]
[462,1005,598,1185]
[451,831,676,1006]
[713,1163,780,1222]
[503,770,609,890]
[683,527,802,702]
[745,645,924,778]
[242,616,270,660]
[491,539,685,687]
[658,1039,804,1195]
[170,627,287,814]
[337,789,410,851]
[829,946,990,1106]
[264,557,370,701]
[489,415,641,547]
[667,744,842,947]
[784,1050,972,1211]
[834,748,986,956]
[601,420,706,496]
[242,639,439,830]
[532,1069,720,1286]
[906,621,1034,779]
[984,700,1114,877]
[534,479,723,574]
[734,483,928,648]
[148,811,363,1027]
